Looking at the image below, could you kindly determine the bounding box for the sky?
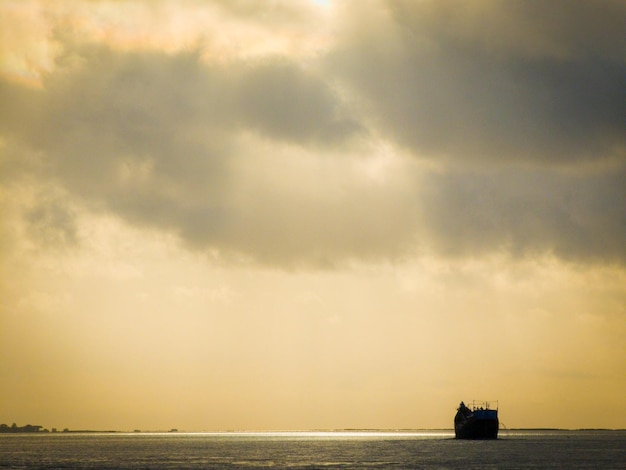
[0,0,624,431]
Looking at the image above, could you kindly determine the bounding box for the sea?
[1,430,625,469]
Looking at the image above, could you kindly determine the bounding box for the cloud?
[0,39,390,267]
[1,0,624,267]
[330,0,626,163]
[236,59,361,143]
[418,166,626,263]
[25,191,79,251]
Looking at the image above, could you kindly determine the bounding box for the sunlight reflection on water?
[1,430,624,469]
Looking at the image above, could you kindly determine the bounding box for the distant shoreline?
[2,427,624,434]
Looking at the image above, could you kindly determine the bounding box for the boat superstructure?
[454,400,499,439]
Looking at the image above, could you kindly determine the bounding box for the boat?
[454,400,499,439]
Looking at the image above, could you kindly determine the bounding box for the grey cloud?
[0,41,382,267]
[389,0,626,62]
[2,2,625,268]
[237,60,361,143]
[199,173,419,267]
[318,0,626,264]
[330,0,626,164]
[25,193,79,251]
[420,166,626,263]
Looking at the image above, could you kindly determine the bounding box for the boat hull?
[454,409,499,439]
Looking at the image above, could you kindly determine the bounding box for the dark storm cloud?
[331,0,626,163]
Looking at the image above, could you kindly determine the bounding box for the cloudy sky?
[1,0,624,431]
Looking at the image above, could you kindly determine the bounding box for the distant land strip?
[2,424,624,434]
[0,423,118,433]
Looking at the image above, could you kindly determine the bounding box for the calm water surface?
[1,430,624,469]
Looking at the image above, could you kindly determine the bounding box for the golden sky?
[1,0,625,431]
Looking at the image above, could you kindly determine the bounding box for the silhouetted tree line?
[0,423,47,433]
